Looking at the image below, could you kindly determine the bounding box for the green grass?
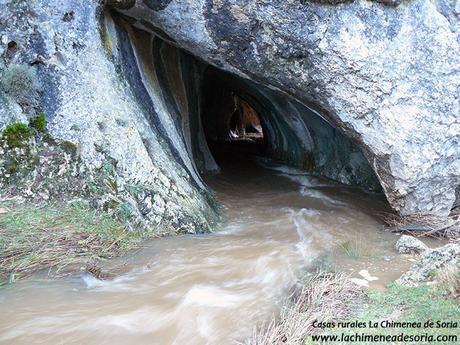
[337,240,374,260]
[0,201,150,285]
[315,284,460,344]
[358,284,459,325]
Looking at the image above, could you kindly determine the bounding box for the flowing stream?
[0,158,423,345]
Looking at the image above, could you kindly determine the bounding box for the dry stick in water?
[380,212,460,239]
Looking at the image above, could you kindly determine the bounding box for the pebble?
[359,269,379,281]
[350,278,369,287]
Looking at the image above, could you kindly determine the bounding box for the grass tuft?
[337,239,373,260]
[29,112,46,132]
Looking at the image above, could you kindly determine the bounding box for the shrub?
[1,64,41,99]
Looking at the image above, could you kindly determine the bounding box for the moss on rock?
[29,112,46,132]
[1,122,33,148]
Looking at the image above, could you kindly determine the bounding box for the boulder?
[395,235,429,254]
[0,0,219,233]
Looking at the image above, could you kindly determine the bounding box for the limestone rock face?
[123,0,460,218]
[0,0,219,233]
[395,235,429,254]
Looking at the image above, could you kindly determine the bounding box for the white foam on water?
[181,285,250,308]
[81,271,145,292]
[259,161,331,188]
[84,308,164,334]
[216,222,247,235]
[299,187,347,207]
[196,313,214,340]
[285,208,335,262]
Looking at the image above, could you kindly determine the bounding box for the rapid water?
[0,159,418,345]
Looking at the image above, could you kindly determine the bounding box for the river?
[0,157,417,345]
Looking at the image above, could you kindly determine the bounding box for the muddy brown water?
[0,159,437,345]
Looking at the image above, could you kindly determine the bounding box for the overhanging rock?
[121,0,460,218]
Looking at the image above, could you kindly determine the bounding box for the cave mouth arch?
[106,13,382,193]
[198,65,382,192]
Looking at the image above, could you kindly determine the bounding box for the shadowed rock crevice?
[105,0,136,10]
[200,66,382,190]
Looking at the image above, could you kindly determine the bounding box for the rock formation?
[395,235,429,254]
[121,0,460,218]
[0,0,459,233]
[0,0,219,233]
[397,242,460,286]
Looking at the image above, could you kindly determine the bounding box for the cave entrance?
[109,15,381,192]
[201,67,268,166]
[198,64,382,192]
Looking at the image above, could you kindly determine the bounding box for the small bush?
[29,112,46,132]
[1,64,41,99]
[1,122,32,148]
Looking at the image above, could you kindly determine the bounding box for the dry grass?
[437,263,460,300]
[381,212,460,239]
[242,273,363,345]
[0,200,148,285]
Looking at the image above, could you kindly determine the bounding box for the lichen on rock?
[395,235,429,254]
